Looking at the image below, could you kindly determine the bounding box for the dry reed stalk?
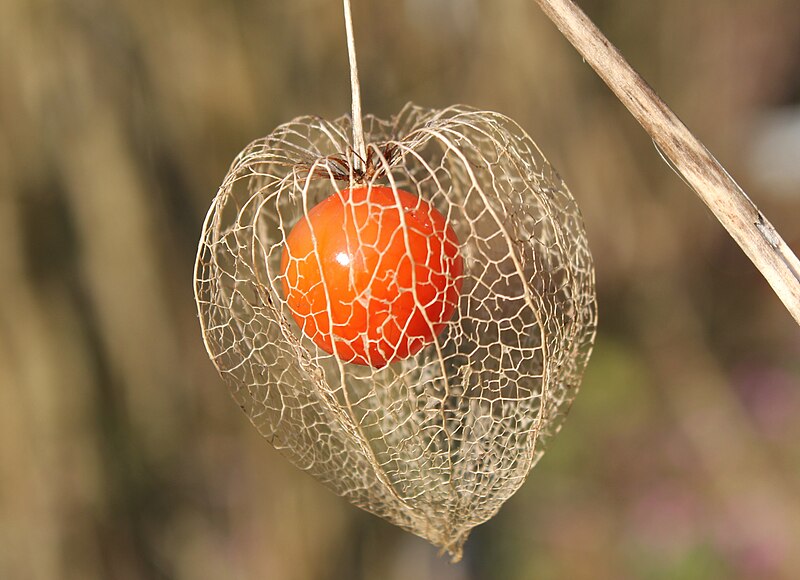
[534,0,800,326]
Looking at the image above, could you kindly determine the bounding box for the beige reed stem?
[342,0,367,170]
[533,0,800,326]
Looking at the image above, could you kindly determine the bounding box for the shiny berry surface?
[281,186,463,367]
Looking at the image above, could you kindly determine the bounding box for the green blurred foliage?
[1,0,799,579]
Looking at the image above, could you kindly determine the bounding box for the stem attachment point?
[343,0,367,174]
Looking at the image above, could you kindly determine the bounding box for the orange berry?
[281,186,463,367]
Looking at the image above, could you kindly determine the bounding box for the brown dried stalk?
[343,0,367,171]
[533,0,800,326]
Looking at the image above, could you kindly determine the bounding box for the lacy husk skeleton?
[194,104,597,560]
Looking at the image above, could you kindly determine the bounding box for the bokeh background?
[3,0,800,578]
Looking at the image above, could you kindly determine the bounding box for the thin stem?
[343,0,367,171]
[532,0,800,326]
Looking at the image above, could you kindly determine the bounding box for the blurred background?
[2,0,800,578]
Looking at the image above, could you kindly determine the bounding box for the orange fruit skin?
[280,186,463,367]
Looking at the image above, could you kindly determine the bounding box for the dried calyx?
[195,104,598,561]
[305,142,400,184]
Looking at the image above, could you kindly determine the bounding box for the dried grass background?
[2,0,800,579]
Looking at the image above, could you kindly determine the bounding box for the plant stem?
[533,0,800,326]
[343,0,367,171]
